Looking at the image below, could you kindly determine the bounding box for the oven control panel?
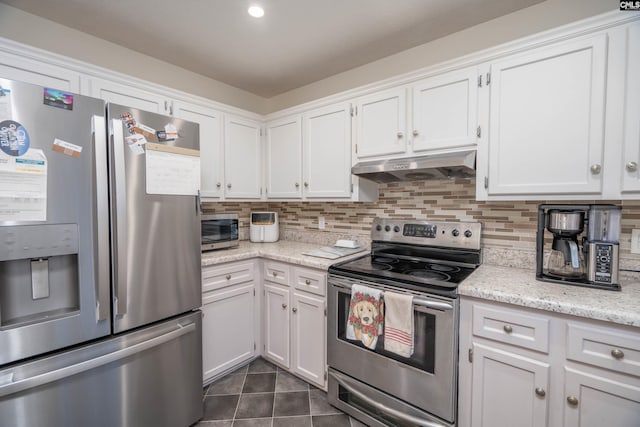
[372,218,481,250]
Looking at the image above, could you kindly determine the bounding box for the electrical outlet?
[318,216,325,230]
[632,229,640,254]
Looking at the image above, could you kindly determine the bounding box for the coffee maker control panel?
[588,242,619,285]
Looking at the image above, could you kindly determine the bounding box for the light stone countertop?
[459,264,640,327]
[201,240,368,270]
[202,241,640,328]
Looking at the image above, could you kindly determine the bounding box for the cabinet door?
[202,283,255,383]
[412,67,478,152]
[266,115,302,199]
[303,103,352,198]
[621,23,640,194]
[224,115,262,199]
[0,53,81,92]
[173,102,224,198]
[291,292,326,388]
[355,87,407,158]
[264,283,290,368]
[471,343,550,427]
[564,367,640,427]
[486,34,607,197]
[88,77,168,113]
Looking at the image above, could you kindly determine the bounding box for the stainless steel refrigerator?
[0,78,203,426]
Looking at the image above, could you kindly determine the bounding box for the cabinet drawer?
[264,261,290,285]
[566,322,640,377]
[202,261,255,292]
[292,267,326,296]
[472,303,550,353]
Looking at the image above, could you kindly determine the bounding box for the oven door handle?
[331,370,450,427]
[333,285,453,311]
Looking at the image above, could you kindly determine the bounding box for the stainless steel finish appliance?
[202,213,239,251]
[536,204,621,290]
[0,78,203,427]
[351,149,475,183]
[250,211,279,243]
[328,218,482,427]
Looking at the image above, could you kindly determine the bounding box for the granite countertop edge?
[202,241,640,328]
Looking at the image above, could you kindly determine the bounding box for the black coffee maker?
[536,204,621,291]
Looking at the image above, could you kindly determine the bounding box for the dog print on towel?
[348,291,384,349]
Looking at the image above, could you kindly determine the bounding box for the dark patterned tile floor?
[194,358,368,427]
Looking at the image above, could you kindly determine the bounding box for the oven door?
[327,274,458,424]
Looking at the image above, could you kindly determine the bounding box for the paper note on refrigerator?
[0,148,47,221]
[145,142,200,196]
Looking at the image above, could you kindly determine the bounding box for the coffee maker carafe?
[536,204,621,291]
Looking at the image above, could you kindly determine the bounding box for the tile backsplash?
[202,179,640,270]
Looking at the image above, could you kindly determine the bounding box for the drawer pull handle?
[292,307,298,313]
[535,388,546,398]
[567,396,579,406]
[503,325,513,334]
[282,303,287,309]
[226,274,231,280]
[272,272,277,277]
[305,279,311,285]
[611,349,625,360]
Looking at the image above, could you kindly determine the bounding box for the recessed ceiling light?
[248,5,264,18]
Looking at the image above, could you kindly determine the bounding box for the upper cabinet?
[411,66,479,152]
[479,34,608,199]
[0,51,81,92]
[620,23,640,195]
[173,102,224,199]
[303,103,353,199]
[87,77,170,114]
[225,115,263,199]
[265,115,303,199]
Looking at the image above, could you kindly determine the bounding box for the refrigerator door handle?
[93,116,110,321]
[0,321,196,398]
[111,119,128,316]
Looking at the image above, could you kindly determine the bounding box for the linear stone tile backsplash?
[202,179,640,270]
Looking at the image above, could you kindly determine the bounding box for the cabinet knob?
[503,325,513,334]
[627,161,638,172]
[590,164,602,175]
[566,396,579,406]
[227,183,232,189]
[611,348,625,360]
[272,272,278,277]
[304,182,309,188]
[295,182,300,188]
[535,388,546,398]
[397,131,404,138]
[226,274,231,280]
[412,130,419,137]
[292,307,298,313]
[282,303,287,309]
[305,279,311,285]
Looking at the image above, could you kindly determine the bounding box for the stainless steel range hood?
[351,149,476,183]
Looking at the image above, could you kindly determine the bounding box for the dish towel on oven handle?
[383,291,414,357]
[346,284,384,350]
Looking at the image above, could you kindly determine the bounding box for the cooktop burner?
[406,270,451,281]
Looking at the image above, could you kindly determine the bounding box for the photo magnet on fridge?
[43,88,74,111]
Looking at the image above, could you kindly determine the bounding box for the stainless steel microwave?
[201,213,239,251]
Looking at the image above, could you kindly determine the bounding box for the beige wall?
[265,0,618,112]
[0,3,268,113]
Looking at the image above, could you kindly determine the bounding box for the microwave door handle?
[111,119,128,316]
[330,370,448,427]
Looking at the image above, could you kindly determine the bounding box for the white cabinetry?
[0,51,81,92]
[302,103,352,199]
[201,261,257,383]
[354,87,407,158]
[620,22,640,195]
[88,77,170,113]
[173,102,224,198]
[265,115,302,199]
[459,297,640,427]
[224,115,263,199]
[262,261,327,388]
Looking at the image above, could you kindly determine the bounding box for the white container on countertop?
[250,212,279,243]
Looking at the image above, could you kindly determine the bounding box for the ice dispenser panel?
[0,224,79,328]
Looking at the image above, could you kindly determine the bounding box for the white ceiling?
[1,0,544,98]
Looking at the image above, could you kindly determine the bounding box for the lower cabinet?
[201,261,257,384]
[459,297,640,427]
[263,261,327,389]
